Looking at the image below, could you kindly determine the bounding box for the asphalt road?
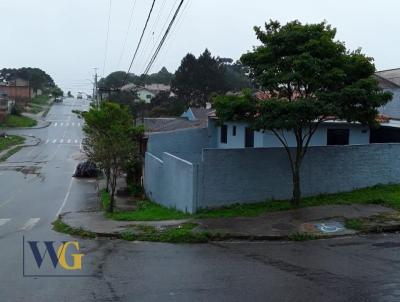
[1,99,400,301]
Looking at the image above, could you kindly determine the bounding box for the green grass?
[0,115,37,128]
[101,189,190,221]
[52,218,96,239]
[345,218,365,231]
[195,184,400,219]
[0,135,25,152]
[121,223,209,243]
[101,189,111,211]
[102,184,400,221]
[0,146,23,162]
[287,232,319,241]
[28,103,44,114]
[31,95,50,105]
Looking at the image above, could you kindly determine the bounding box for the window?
[232,126,236,136]
[220,125,228,144]
[146,94,152,99]
[327,129,350,145]
[245,127,254,148]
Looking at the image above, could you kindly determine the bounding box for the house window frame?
[232,126,236,136]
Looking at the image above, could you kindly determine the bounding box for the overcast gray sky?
[0,0,399,94]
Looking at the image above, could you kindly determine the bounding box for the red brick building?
[0,78,32,105]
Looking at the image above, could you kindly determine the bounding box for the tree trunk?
[292,165,301,207]
[105,169,110,193]
[292,129,304,207]
[108,169,118,213]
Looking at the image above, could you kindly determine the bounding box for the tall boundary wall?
[145,135,400,213]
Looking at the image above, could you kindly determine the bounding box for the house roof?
[144,84,170,93]
[373,74,400,89]
[189,107,214,121]
[375,69,400,87]
[136,117,207,134]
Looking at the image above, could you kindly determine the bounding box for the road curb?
[0,121,51,131]
[0,135,41,160]
[55,210,400,243]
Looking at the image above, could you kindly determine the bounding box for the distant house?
[0,78,32,105]
[144,84,171,93]
[375,69,400,119]
[121,83,171,104]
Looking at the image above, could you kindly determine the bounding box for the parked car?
[73,161,99,178]
[54,97,63,103]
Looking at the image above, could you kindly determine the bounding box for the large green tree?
[172,50,228,107]
[214,20,392,206]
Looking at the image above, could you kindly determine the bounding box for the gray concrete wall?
[144,152,164,204]
[144,152,196,213]
[147,128,209,159]
[199,144,400,209]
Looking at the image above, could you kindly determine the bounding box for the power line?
[102,0,113,77]
[140,0,179,73]
[117,0,138,69]
[143,0,185,76]
[153,0,191,70]
[122,0,157,85]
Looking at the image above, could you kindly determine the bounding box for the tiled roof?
[376,69,400,87]
[374,74,400,89]
[136,117,207,134]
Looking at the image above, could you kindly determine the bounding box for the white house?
[209,119,371,149]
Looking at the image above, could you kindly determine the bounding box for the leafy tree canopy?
[172,49,252,108]
[214,20,392,205]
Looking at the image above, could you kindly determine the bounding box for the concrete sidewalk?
[59,204,400,240]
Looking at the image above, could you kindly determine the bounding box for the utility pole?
[93,68,98,108]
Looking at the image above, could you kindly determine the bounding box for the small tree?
[82,102,143,212]
[214,20,392,206]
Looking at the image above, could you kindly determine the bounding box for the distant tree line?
[0,67,56,92]
[99,49,252,118]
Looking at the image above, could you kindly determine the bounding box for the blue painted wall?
[379,88,400,119]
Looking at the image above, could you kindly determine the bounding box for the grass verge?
[121,223,209,243]
[344,218,365,231]
[101,184,400,221]
[101,189,190,221]
[195,184,400,219]
[101,189,111,211]
[287,232,320,241]
[0,146,23,162]
[31,95,50,106]
[0,114,37,128]
[52,218,96,239]
[0,135,25,152]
